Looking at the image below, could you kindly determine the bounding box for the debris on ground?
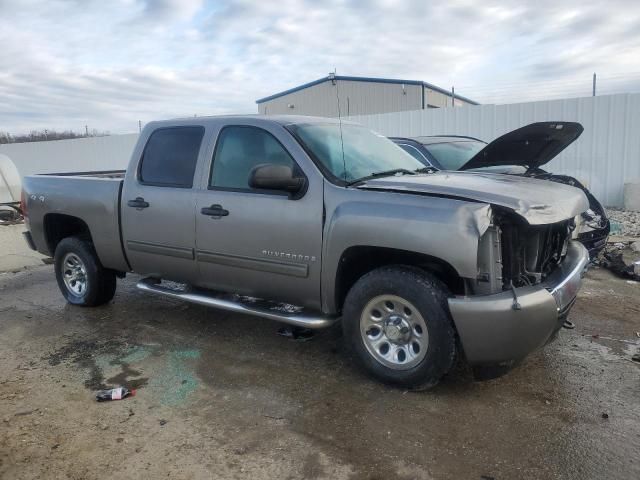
[95,386,136,402]
[606,208,640,237]
[632,354,640,363]
[277,326,314,341]
[159,419,167,426]
[602,412,609,419]
[600,242,640,281]
[601,251,637,279]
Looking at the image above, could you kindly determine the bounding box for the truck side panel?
[321,182,492,313]
[22,175,129,272]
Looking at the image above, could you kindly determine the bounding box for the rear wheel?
[342,266,456,389]
[54,237,116,306]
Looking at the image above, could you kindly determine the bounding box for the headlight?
[581,209,604,230]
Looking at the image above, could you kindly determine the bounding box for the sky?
[1,0,639,134]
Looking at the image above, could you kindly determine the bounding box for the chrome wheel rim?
[62,253,88,296]
[360,295,428,370]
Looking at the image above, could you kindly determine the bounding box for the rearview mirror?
[249,164,306,197]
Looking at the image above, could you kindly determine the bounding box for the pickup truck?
[22,116,590,389]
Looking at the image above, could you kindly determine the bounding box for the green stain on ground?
[87,345,200,406]
[119,345,153,364]
[94,354,114,372]
[173,349,200,360]
[150,349,202,406]
[94,346,152,372]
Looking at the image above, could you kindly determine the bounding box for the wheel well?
[43,214,92,254]
[335,246,464,312]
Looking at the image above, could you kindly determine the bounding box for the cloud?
[139,0,203,21]
[0,0,639,133]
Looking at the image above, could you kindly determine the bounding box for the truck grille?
[501,220,572,288]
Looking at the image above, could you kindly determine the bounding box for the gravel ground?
[606,208,640,237]
[1,265,639,479]
[0,224,46,273]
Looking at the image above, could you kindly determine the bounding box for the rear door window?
[139,126,204,188]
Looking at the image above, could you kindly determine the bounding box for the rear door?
[121,125,205,283]
[194,123,324,309]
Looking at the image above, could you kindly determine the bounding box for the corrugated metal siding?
[259,81,340,116]
[259,79,423,116]
[425,89,451,108]
[0,134,139,177]
[348,93,640,207]
[339,80,423,116]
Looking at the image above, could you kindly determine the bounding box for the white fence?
[348,93,640,207]
[0,134,138,177]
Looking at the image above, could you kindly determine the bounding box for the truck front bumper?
[448,241,589,366]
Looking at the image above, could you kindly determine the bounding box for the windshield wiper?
[346,168,415,186]
[415,166,437,174]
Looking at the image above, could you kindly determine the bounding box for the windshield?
[423,141,486,170]
[288,123,424,183]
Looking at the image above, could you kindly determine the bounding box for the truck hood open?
[458,122,583,171]
[356,171,589,225]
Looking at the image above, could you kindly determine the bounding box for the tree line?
[0,129,110,144]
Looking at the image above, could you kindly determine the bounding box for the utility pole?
[451,86,455,107]
[138,120,142,133]
[592,73,597,97]
[85,125,89,137]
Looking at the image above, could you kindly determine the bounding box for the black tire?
[54,237,117,307]
[342,265,456,390]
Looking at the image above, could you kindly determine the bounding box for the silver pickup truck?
[22,116,590,389]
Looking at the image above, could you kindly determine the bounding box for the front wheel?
[342,266,456,390]
[54,237,117,307]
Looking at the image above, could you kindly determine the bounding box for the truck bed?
[40,170,126,179]
[22,173,129,272]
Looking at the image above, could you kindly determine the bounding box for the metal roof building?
[256,75,478,117]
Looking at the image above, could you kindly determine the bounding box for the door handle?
[127,197,149,209]
[201,204,229,218]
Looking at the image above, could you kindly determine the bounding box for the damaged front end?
[500,214,575,288]
[528,172,610,258]
[449,208,589,372]
[472,210,575,294]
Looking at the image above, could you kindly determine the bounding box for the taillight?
[20,189,27,218]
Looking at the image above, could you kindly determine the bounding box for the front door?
[121,126,205,283]
[194,124,323,309]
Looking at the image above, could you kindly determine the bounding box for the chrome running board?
[136,277,337,329]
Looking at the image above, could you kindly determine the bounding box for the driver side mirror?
[249,164,306,197]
